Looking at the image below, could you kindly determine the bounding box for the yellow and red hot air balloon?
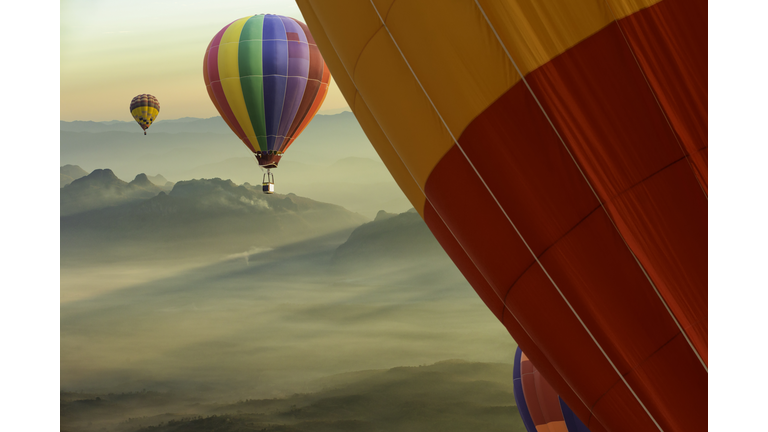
[130,94,160,135]
[203,14,330,193]
[297,1,706,431]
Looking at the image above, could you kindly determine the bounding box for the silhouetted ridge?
[333,209,445,267]
[129,173,155,188]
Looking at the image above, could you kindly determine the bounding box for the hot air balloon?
[129,94,160,135]
[514,347,592,432]
[203,14,330,194]
[296,1,706,432]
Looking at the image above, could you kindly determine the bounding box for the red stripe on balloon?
[422,200,608,432]
[618,0,708,193]
[421,8,707,431]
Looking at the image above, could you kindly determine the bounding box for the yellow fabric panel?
[298,0,426,216]
[305,0,382,73]
[370,0,397,20]
[354,93,427,217]
[475,0,661,78]
[218,17,258,143]
[475,0,614,77]
[297,1,359,110]
[383,1,516,139]
[131,107,158,127]
[353,29,455,188]
[605,0,663,19]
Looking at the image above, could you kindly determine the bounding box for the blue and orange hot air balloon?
[514,347,591,432]
[203,14,330,193]
[130,94,160,135]
[297,1,707,431]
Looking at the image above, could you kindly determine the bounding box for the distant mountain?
[60,164,89,188]
[146,173,169,186]
[332,208,446,268]
[60,169,163,216]
[61,177,369,257]
[60,112,380,181]
[59,116,231,134]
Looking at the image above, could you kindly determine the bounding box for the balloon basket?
[262,170,275,194]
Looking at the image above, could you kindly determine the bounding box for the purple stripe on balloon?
[262,15,288,150]
[274,16,310,150]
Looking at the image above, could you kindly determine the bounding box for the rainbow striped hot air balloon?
[203,14,330,179]
[298,1,706,431]
[129,94,159,135]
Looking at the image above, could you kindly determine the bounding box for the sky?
[60,0,351,121]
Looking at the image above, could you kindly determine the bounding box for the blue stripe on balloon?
[513,347,538,432]
[262,14,288,150]
[275,16,310,150]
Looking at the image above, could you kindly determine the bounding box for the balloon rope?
[297,2,535,396]
[475,0,707,375]
[361,0,648,429]
[375,1,667,430]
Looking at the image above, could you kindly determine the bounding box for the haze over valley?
[61,115,521,431]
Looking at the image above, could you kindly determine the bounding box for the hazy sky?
[61,0,351,121]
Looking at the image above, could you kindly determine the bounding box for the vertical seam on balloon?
[257,16,267,152]
[373,0,663,429]
[274,16,289,152]
[355,0,615,424]
[603,0,708,198]
[475,0,705,422]
[476,0,707,374]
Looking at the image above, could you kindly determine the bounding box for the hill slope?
[60,360,525,432]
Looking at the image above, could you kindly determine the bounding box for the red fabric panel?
[525,20,707,365]
[604,158,708,363]
[424,11,706,432]
[424,146,535,296]
[590,334,707,432]
[423,200,504,320]
[503,260,655,432]
[454,78,601,257]
[619,0,708,192]
[424,193,607,432]
[621,333,708,432]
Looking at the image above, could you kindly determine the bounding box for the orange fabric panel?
[299,1,707,431]
[523,18,707,365]
[351,28,459,188]
[352,94,428,215]
[383,1,516,138]
[616,0,708,191]
[297,1,426,214]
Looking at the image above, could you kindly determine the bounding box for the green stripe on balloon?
[238,15,268,152]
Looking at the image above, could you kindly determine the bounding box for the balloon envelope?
[296,1,707,431]
[203,14,330,168]
[513,347,591,432]
[129,94,159,133]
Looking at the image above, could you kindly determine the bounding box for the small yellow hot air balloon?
[129,94,160,135]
